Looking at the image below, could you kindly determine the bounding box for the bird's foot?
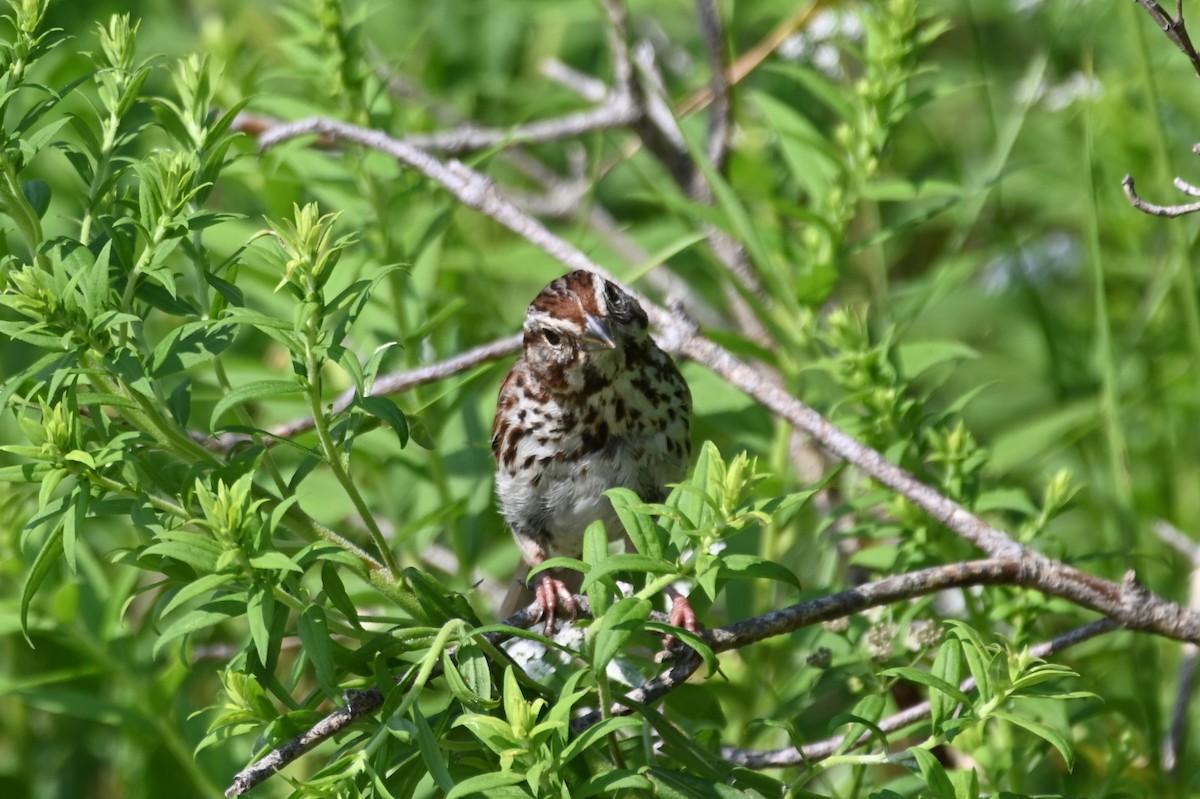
[533,573,577,636]
[656,588,700,662]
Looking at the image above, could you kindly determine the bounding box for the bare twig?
[540,58,609,102]
[1154,519,1200,774]
[695,0,734,177]
[604,0,769,337]
[679,0,833,116]
[224,686,387,797]
[1131,0,1200,78]
[393,93,637,155]
[1122,174,1200,217]
[254,45,639,157]
[688,0,770,340]
[1173,175,1200,197]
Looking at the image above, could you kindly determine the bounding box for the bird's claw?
[656,591,700,662]
[533,574,577,636]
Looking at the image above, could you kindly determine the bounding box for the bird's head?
[522,271,650,378]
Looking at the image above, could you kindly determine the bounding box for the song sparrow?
[492,270,693,635]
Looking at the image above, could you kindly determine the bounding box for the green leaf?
[930,638,965,732]
[560,716,643,764]
[412,706,454,793]
[247,551,302,574]
[975,488,1038,516]
[452,713,521,757]
[320,562,361,629]
[445,772,528,799]
[159,572,237,617]
[150,319,239,377]
[210,379,303,428]
[896,340,980,379]
[608,487,663,559]
[590,596,651,671]
[990,709,1074,769]
[908,747,956,799]
[246,585,274,665]
[457,643,492,705]
[142,530,223,572]
[20,526,64,644]
[628,700,729,781]
[574,771,654,798]
[21,179,51,218]
[356,395,408,447]
[580,553,676,588]
[830,694,888,756]
[646,768,744,799]
[716,554,802,590]
[153,604,240,658]
[946,622,995,703]
[74,392,141,411]
[0,462,54,482]
[298,605,337,699]
[880,666,972,709]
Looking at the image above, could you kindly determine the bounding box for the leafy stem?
[0,146,44,266]
[302,303,400,578]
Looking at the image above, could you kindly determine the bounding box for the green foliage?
[0,0,1197,797]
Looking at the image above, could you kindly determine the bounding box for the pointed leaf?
[210,380,303,428]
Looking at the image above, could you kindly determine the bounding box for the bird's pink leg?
[530,557,577,636]
[656,586,700,659]
[667,586,697,632]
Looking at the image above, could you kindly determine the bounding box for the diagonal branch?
[1131,0,1200,78]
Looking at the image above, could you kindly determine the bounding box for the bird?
[492,270,693,636]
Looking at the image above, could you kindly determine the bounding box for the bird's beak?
[581,314,616,351]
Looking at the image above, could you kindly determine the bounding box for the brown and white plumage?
[492,270,691,630]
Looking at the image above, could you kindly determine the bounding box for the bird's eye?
[543,329,562,346]
[603,281,623,308]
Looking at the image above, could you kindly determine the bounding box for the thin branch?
[572,559,1158,731]
[1173,175,1200,197]
[392,92,637,155]
[540,58,609,102]
[679,0,833,116]
[722,618,1119,768]
[1131,0,1200,78]
[205,333,521,451]
[1154,519,1200,774]
[1122,174,1200,217]
[695,0,734,176]
[363,46,700,312]
[1154,518,1200,564]
[618,0,769,337]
